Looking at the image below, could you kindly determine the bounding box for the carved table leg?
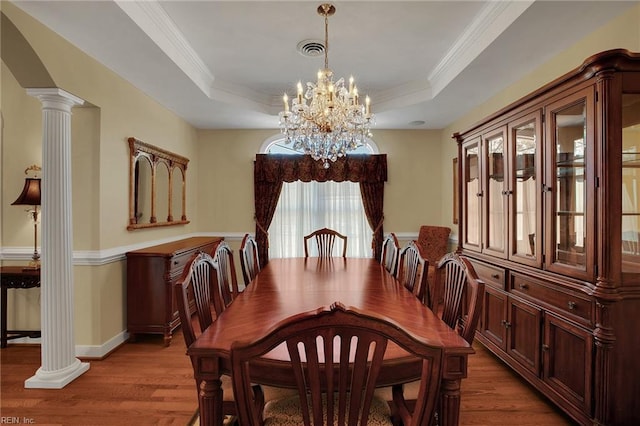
[439,378,461,426]
[198,376,224,426]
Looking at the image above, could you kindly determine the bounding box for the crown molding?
[114,0,214,97]
[428,0,535,98]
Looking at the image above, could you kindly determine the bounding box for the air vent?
[297,39,325,57]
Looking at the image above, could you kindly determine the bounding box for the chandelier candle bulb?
[283,93,289,112]
[349,76,354,94]
[297,82,303,103]
[366,96,371,115]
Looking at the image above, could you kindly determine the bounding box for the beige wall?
[2,1,639,351]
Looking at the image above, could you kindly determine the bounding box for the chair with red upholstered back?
[416,225,451,309]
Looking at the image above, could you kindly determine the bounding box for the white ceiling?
[11,0,638,130]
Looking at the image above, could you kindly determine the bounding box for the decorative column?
[24,88,89,389]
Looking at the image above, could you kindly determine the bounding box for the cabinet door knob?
[519,283,529,290]
[503,321,512,328]
[568,301,577,310]
[542,344,550,351]
[491,273,500,279]
[173,260,179,265]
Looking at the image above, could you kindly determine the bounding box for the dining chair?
[396,241,430,305]
[378,252,486,423]
[176,251,293,423]
[239,233,260,286]
[416,225,451,309]
[175,251,256,419]
[211,240,240,306]
[304,227,348,258]
[230,302,443,426]
[435,252,486,345]
[380,232,400,277]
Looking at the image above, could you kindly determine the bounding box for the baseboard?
[5,331,129,360]
[75,330,130,360]
[5,336,41,345]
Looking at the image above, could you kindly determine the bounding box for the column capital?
[26,87,84,111]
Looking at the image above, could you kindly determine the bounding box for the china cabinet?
[454,49,640,425]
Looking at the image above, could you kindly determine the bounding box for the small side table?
[1,266,41,348]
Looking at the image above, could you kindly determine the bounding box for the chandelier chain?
[323,7,329,70]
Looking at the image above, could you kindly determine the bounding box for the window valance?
[254,154,387,183]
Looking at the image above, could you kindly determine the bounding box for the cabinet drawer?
[510,273,592,323]
[168,242,218,278]
[471,261,505,289]
[168,252,197,278]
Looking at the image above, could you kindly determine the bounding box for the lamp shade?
[12,178,41,206]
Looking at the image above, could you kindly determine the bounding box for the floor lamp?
[12,165,42,270]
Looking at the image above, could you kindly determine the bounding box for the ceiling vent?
[297,39,325,57]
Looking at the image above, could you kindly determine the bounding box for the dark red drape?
[254,154,387,266]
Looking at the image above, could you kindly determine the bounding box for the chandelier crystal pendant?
[278,3,373,168]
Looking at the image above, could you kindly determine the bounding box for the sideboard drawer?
[471,260,505,289]
[169,251,202,279]
[510,273,592,324]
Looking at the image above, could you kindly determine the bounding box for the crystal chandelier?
[278,3,373,168]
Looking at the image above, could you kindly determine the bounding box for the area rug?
[187,411,236,426]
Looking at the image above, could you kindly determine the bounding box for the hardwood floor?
[1,330,576,425]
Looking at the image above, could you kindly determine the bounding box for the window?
[261,136,378,258]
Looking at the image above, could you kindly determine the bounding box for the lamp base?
[23,259,41,271]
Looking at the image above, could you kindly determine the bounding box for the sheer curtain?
[269,180,373,258]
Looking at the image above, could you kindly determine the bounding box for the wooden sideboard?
[126,236,222,346]
[454,50,640,425]
[0,266,41,348]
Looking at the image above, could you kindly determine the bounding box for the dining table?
[187,257,474,426]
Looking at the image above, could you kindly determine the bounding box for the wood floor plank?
[1,329,576,425]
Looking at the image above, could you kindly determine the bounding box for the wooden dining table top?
[188,257,473,362]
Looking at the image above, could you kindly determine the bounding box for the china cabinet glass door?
[484,127,508,258]
[621,93,640,282]
[509,111,542,266]
[545,88,595,279]
[462,137,482,252]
